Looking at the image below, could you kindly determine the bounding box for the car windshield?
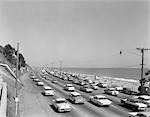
[97,97,107,99]
[130,99,139,103]
[73,94,81,97]
[56,100,66,103]
[109,88,115,91]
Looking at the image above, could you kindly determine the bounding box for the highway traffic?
[27,69,150,117]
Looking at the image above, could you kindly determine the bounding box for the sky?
[0,0,150,68]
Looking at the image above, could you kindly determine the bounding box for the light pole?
[15,42,19,117]
[137,48,150,94]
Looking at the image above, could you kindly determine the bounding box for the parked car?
[80,85,93,93]
[133,95,150,107]
[121,88,139,95]
[111,85,123,91]
[98,83,108,88]
[64,84,75,91]
[72,80,79,84]
[90,95,112,106]
[68,92,85,104]
[68,77,73,81]
[37,81,44,86]
[120,98,147,111]
[52,98,72,112]
[84,79,93,84]
[104,88,119,96]
[78,81,86,86]
[90,84,99,90]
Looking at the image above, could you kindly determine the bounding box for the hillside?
[0,51,22,117]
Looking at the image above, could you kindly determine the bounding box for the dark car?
[122,88,139,95]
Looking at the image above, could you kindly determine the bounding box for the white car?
[33,78,40,82]
[121,98,148,111]
[129,112,150,117]
[115,86,123,91]
[43,89,54,96]
[30,75,36,79]
[64,84,75,91]
[43,86,52,90]
[80,85,93,93]
[37,81,44,86]
[104,88,119,96]
[134,95,150,107]
[68,92,85,104]
[98,83,108,88]
[52,98,72,112]
[90,95,112,106]
[90,84,99,90]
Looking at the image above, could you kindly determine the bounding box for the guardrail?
[0,63,16,78]
[0,82,7,117]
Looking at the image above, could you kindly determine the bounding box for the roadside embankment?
[0,66,22,117]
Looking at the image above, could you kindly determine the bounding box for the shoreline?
[75,73,140,92]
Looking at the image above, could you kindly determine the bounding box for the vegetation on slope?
[0,44,26,69]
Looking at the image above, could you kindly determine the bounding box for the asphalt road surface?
[19,72,149,117]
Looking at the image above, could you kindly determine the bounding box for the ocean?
[35,67,149,81]
[58,68,149,81]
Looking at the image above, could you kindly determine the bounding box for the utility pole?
[59,61,63,74]
[137,48,150,94]
[51,62,54,70]
[15,42,19,117]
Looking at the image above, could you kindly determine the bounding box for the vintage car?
[43,85,52,90]
[128,112,150,117]
[43,88,54,96]
[133,95,150,107]
[37,81,44,86]
[98,83,108,88]
[121,98,148,111]
[78,80,86,86]
[64,84,75,91]
[104,88,119,96]
[68,77,74,81]
[52,98,72,112]
[80,85,93,93]
[68,92,85,104]
[33,78,40,82]
[30,75,36,79]
[90,84,99,90]
[51,80,58,84]
[111,85,123,91]
[90,95,112,106]
[121,88,139,95]
[72,80,79,84]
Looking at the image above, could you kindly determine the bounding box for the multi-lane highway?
[26,70,144,117]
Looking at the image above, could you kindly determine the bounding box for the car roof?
[70,92,81,96]
[129,112,150,116]
[44,86,52,88]
[94,95,106,98]
[108,87,116,90]
[139,95,150,99]
[66,84,73,86]
[55,98,66,101]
